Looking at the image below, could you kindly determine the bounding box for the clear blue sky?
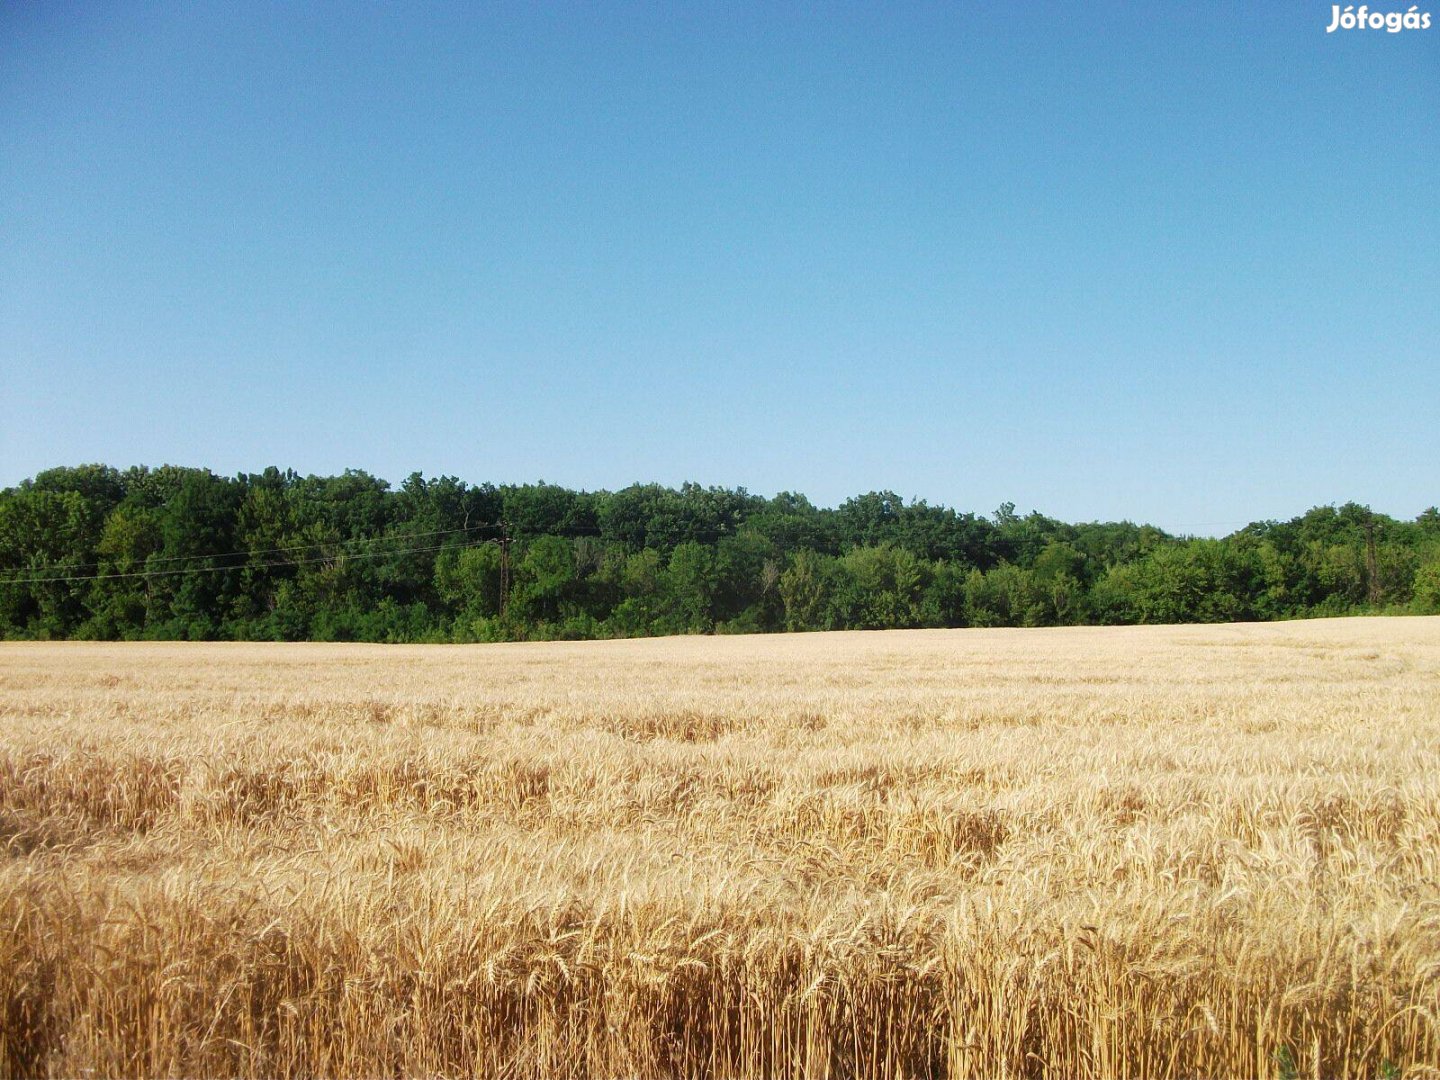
[2,2,1436,534]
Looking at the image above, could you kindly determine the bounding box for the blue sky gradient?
[2,2,1436,533]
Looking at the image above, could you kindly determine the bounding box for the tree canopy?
[1,465,1436,642]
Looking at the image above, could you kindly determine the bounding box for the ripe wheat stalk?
[1,618,1438,1077]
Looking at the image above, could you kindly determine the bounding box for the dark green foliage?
[0,466,1433,642]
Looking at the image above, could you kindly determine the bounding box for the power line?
[0,520,758,587]
[1166,520,1253,529]
[0,522,507,585]
[0,536,503,587]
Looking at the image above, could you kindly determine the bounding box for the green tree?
[964,564,1045,627]
[665,541,715,633]
[828,545,929,629]
[780,549,833,632]
[1413,551,1440,613]
[510,536,578,627]
[435,543,504,631]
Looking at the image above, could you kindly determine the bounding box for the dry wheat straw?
[1,618,1438,1077]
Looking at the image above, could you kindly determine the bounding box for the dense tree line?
[1,464,1437,642]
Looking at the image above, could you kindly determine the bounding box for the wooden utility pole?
[1364,515,1381,607]
[498,521,512,617]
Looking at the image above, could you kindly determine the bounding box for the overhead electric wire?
[0,522,508,585]
[0,515,976,588]
[0,515,1247,589]
[0,536,504,587]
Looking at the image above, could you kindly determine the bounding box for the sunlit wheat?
[1,617,1438,1077]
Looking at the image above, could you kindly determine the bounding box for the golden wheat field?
[2,618,1439,1079]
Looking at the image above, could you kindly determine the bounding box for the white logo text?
[1327,4,1431,30]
